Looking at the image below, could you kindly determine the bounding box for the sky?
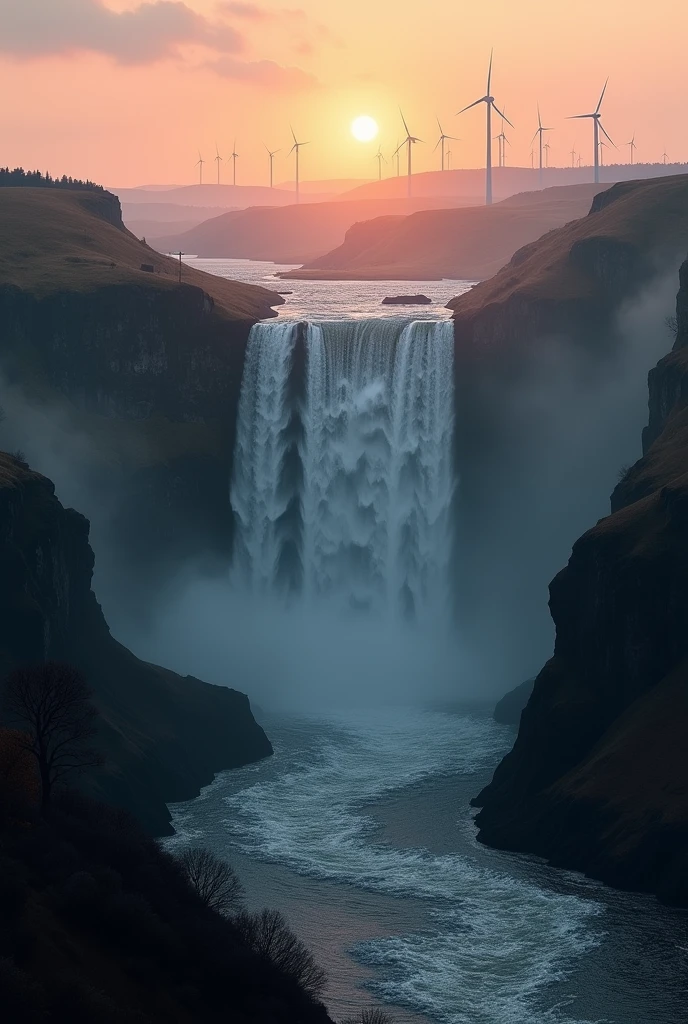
[0,0,686,187]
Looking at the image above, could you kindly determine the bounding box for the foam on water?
[169,709,601,1024]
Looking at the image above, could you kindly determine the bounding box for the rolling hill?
[152,195,480,265]
[281,183,606,281]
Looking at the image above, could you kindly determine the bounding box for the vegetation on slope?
[449,174,688,316]
[0,187,280,318]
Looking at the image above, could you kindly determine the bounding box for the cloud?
[207,55,318,89]
[217,1,267,17]
[0,0,244,64]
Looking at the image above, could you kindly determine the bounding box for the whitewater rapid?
[230,319,455,620]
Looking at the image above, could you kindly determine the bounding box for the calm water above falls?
[166,261,688,1024]
[181,256,473,320]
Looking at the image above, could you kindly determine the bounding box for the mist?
[456,267,680,689]
[0,267,680,712]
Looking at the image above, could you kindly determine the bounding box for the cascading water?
[230,318,455,622]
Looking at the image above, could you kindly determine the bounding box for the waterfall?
[231,318,455,621]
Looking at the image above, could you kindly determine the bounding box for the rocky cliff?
[472,255,688,906]
[0,187,282,613]
[0,450,272,834]
[448,174,688,689]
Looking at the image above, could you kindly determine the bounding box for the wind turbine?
[570,146,576,168]
[599,140,608,167]
[627,134,636,165]
[531,105,552,187]
[395,141,401,177]
[214,143,222,185]
[446,147,453,169]
[394,109,422,198]
[568,79,614,184]
[265,145,280,189]
[662,148,669,165]
[434,117,458,172]
[229,140,239,186]
[544,140,551,167]
[289,126,309,202]
[457,50,513,205]
[494,110,510,168]
[195,152,205,185]
[375,146,386,181]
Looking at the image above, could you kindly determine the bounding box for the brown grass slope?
[0,187,280,319]
[450,174,688,317]
[281,184,605,281]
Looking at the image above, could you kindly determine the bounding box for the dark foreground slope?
[0,451,271,834]
[472,258,688,906]
[0,789,329,1024]
[281,184,605,281]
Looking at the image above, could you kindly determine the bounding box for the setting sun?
[351,115,379,143]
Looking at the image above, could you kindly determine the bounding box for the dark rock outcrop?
[472,256,688,906]
[0,451,272,835]
[493,679,535,725]
[381,294,432,305]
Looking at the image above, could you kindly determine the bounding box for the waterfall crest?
[231,318,455,621]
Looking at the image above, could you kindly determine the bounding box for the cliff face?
[473,257,688,905]
[0,188,282,607]
[0,452,272,835]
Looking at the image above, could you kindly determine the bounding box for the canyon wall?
[0,450,272,834]
[472,257,688,905]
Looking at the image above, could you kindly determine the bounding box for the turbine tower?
[434,118,458,172]
[568,79,614,184]
[662,148,669,165]
[446,147,452,169]
[265,145,280,189]
[214,144,222,185]
[627,135,636,165]
[195,152,204,185]
[457,50,513,205]
[375,146,386,181]
[531,105,552,187]
[394,109,422,198]
[289,126,309,202]
[494,110,509,168]
[229,140,239,186]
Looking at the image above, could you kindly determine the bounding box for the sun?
[351,115,379,143]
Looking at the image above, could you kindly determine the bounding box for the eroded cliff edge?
[472,257,688,906]
[0,450,272,835]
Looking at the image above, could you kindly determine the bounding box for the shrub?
[342,1010,395,1024]
[233,908,327,998]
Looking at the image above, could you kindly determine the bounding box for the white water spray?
[231,318,455,621]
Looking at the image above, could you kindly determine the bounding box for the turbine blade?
[567,113,595,119]
[531,129,540,144]
[399,108,411,137]
[436,116,444,133]
[492,104,514,128]
[537,103,542,129]
[433,139,441,152]
[457,97,486,115]
[290,125,297,144]
[599,122,616,147]
[487,48,493,94]
[596,77,609,114]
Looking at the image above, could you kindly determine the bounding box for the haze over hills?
[282,183,606,281]
[337,164,688,202]
[151,195,481,265]
[112,183,338,210]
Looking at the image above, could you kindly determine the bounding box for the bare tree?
[233,908,327,998]
[341,1010,395,1024]
[1,663,102,813]
[178,847,244,916]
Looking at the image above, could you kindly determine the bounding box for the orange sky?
[0,0,686,186]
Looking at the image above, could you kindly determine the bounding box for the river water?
[164,258,688,1024]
